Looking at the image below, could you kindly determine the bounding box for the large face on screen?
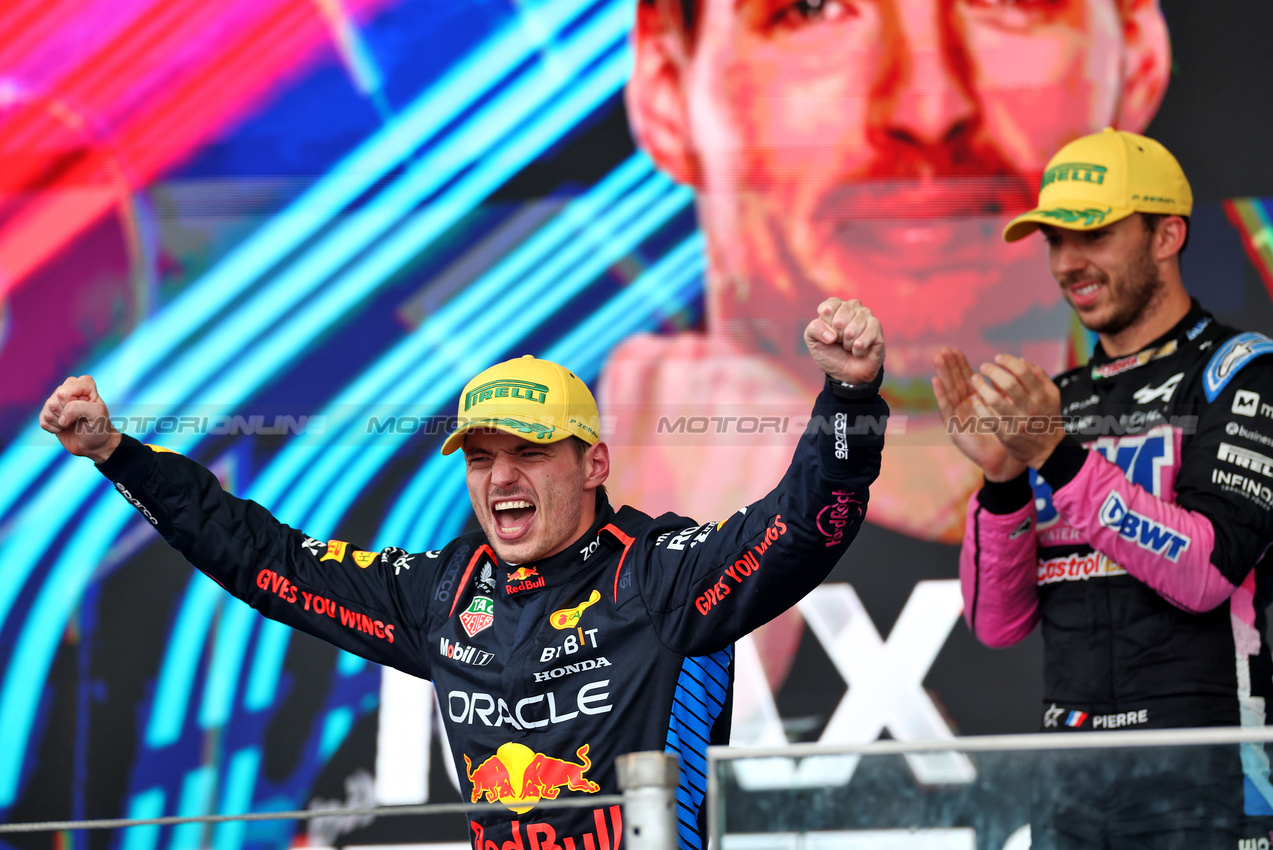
[629,0,1169,380]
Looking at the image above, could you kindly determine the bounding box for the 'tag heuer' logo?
[464,742,600,813]
[461,596,495,637]
[550,590,601,630]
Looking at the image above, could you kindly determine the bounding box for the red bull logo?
[506,566,546,596]
[464,742,600,813]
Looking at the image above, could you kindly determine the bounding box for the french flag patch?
[1066,711,1088,728]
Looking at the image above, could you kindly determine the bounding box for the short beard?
[1082,239,1165,337]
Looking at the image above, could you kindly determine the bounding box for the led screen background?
[0,0,1270,847]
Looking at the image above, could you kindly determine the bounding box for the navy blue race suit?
[97,384,885,850]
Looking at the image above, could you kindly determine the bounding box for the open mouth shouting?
[492,498,536,540]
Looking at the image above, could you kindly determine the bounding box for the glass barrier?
[709,729,1273,850]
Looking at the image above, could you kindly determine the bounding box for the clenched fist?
[39,376,121,463]
[804,297,885,386]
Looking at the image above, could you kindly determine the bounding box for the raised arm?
[633,298,889,655]
[39,376,435,677]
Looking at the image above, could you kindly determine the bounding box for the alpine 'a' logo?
[1132,372,1183,405]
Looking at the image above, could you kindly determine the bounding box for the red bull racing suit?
[96,383,885,850]
[961,302,1273,844]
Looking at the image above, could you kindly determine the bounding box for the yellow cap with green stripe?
[440,355,601,455]
[1003,128,1192,242]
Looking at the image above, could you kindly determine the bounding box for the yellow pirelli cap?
[440,355,601,455]
[1003,128,1192,242]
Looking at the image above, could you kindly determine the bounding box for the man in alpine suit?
[934,129,1273,847]
[40,296,887,850]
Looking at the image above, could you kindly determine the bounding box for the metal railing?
[708,727,1273,850]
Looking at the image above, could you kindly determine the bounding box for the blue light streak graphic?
[0,0,609,522]
[543,233,704,368]
[148,575,225,746]
[199,600,258,730]
[319,708,355,759]
[0,0,630,645]
[381,458,469,552]
[338,649,367,676]
[0,0,638,808]
[121,788,166,850]
[172,766,217,850]
[212,748,261,850]
[145,0,633,423]
[244,620,294,712]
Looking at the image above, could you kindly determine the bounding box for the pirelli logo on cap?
[464,380,548,410]
[1041,162,1107,189]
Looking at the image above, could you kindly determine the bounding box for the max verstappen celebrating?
[41,297,886,850]
[934,129,1273,845]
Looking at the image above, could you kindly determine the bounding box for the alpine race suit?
[961,301,1273,843]
[96,381,885,850]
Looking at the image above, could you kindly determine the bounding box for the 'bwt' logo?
[1098,491,1190,561]
[464,742,599,813]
